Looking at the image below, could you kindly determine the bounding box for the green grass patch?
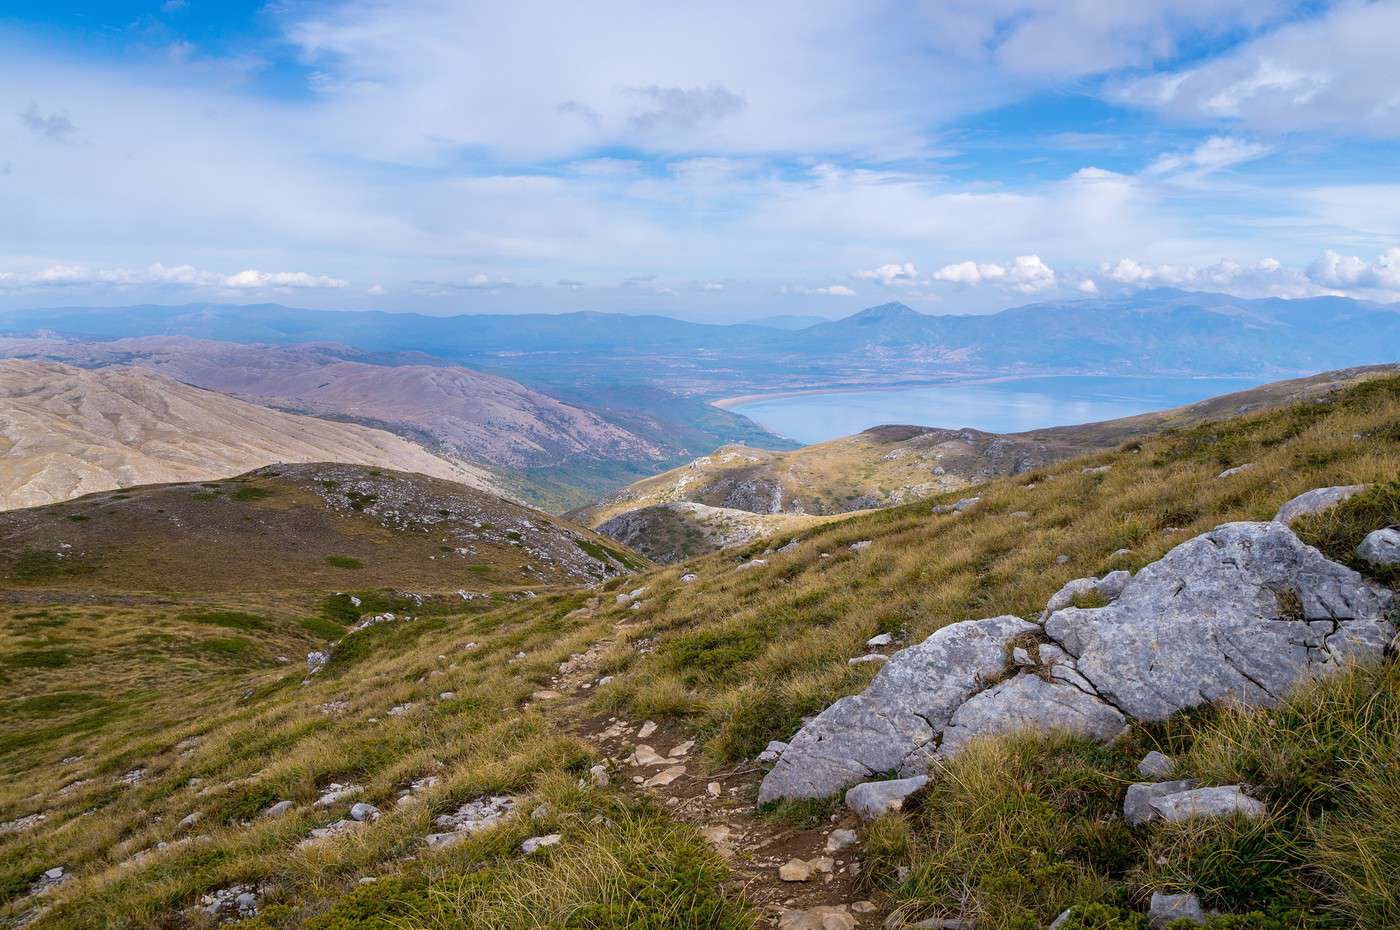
[299,616,347,639]
[230,485,274,502]
[11,550,95,583]
[183,610,273,632]
[3,649,76,669]
[325,555,364,569]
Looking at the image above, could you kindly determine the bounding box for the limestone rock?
[1044,571,1131,612]
[936,666,1127,757]
[307,651,329,675]
[759,615,1035,803]
[1136,751,1176,779]
[1149,892,1205,928]
[263,800,294,818]
[1216,463,1255,479]
[845,776,928,821]
[349,802,381,822]
[521,833,561,854]
[867,632,895,647]
[779,858,814,881]
[1358,528,1400,566]
[1124,779,1200,827]
[1274,485,1367,525]
[1044,522,1392,721]
[756,740,788,763]
[1148,785,1265,823]
[825,828,858,853]
[778,905,856,930]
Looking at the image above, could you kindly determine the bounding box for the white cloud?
[1145,135,1270,178]
[0,262,349,292]
[366,283,387,295]
[701,281,726,291]
[807,284,857,296]
[932,254,1056,293]
[1077,278,1099,294]
[1306,249,1400,293]
[854,262,919,286]
[1112,2,1400,136]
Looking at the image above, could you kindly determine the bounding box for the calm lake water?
[726,376,1265,445]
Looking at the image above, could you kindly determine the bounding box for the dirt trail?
[534,604,889,930]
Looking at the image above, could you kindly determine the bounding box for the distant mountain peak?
[850,301,921,319]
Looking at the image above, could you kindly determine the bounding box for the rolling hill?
[0,361,500,511]
[573,365,1400,559]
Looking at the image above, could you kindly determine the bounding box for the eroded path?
[532,605,888,930]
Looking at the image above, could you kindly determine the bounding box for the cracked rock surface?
[760,518,1394,804]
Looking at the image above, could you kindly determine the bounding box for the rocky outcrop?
[757,615,1036,803]
[1358,528,1400,566]
[1045,522,1391,721]
[759,515,1394,805]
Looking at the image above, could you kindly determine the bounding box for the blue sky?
[2,0,1399,320]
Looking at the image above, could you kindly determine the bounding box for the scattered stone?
[307,651,329,675]
[318,700,349,716]
[177,811,203,831]
[779,858,814,882]
[668,740,694,757]
[867,632,894,648]
[756,740,788,763]
[530,803,552,822]
[1,813,46,834]
[1217,463,1256,479]
[427,795,516,847]
[1082,465,1111,475]
[263,800,294,818]
[1009,511,1030,519]
[1110,548,1133,559]
[852,901,877,914]
[387,702,414,716]
[531,690,562,701]
[1358,528,1400,566]
[707,781,722,797]
[1149,892,1205,928]
[349,802,381,822]
[699,824,733,857]
[198,883,260,921]
[439,691,456,700]
[825,828,858,853]
[1148,785,1265,823]
[777,905,856,930]
[29,867,69,896]
[57,779,92,797]
[587,765,609,788]
[1274,485,1368,525]
[1055,554,1071,565]
[738,559,768,570]
[845,776,928,821]
[118,768,147,786]
[1048,910,1073,930]
[680,573,698,583]
[850,540,873,553]
[630,745,668,766]
[643,764,686,788]
[848,653,888,665]
[638,720,658,739]
[1137,751,1176,779]
[1124,780,1201,827]
[299,819,364,848]
[315,783,364,808]
[521,833,561,854]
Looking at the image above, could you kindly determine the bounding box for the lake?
[724,375,1265,444]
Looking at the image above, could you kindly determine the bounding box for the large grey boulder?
[1149,892,1205,928]
[1045,522,1392,721]
[1358,528,1400,566]
[936,665,1126,758]
[1274,485,1367,526]
[758,615,1036,803]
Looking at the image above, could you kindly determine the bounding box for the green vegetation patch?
[325,555,364,569]
[230,485,274,502]
[11,549,95,583]
[299,616,347,639]
[1292,477,1400,585]
[3,648,77,669]
[183,610,274,632]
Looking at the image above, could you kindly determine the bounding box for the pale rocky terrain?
[596,501,848,564]
[0,360,498,510]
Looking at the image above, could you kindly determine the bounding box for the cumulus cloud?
[932,254,1056,293]
[1077,278,1099,294]
[784,284,858,297]
[854,262,919,286]
[1306,249,1400,293]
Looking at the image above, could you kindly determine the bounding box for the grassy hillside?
[2,376,1398,929]
[573,365,1400,547]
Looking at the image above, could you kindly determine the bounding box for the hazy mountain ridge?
[0,360,500,511]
